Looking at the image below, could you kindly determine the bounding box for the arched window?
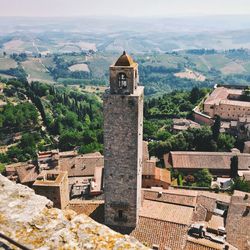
[118,73,127,88]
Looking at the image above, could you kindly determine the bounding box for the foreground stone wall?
[0,174,148,250]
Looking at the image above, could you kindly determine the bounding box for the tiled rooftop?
[184,237,223,250]
[5,162,39,184]
[166,151,250,170]
[59,152,104,177]
[204,87,243,106]
[206,215,224,231]
[131,217,188,250]
[143,189,197,207]
[140,199,194,225]
[67,200,104,223]
[226,191,250,250]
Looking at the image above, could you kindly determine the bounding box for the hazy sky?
[1,0,250,17]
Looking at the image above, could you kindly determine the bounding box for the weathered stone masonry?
[104,52,144,230]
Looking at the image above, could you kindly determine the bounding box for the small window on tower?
[118,210,123,219]
[118,73,127,88]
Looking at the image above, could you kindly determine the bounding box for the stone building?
[203,86,250,121]
[103,51,144,230]
[165,151,250,177]
[59,152,104,198]
[142,141,171,189]
[33,170,69,209]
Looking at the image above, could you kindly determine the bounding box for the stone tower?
[103,51,144,231]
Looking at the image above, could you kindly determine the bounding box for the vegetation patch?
[69,63,90,72]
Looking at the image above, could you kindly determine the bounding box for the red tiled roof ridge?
[139,215,189,226]
[186,236,223,250]
[143,197,196,208]
[69,200,104,205]
[169,151,247,156]
[76,155,104,159]
[142,188,198,197]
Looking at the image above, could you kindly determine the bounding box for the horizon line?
[1,13,250,19]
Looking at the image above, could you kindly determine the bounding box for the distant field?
[0,57,17,70]
[201,54,231,69]
[87,53,116,79]
[3,39,35,54]
[0,73,15,79]
[137,53,188,69]
[41,57,55,68]
[221,61,246,75]
[60,54,86,64]
[77,41,97,51]
[185,53,250,75]
[4,39,24,51]
[83,85,107,93]
[69,63,89,72]
[21,58,54,83]
[174,69,206,82]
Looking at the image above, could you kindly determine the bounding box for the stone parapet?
[0,174,148,250]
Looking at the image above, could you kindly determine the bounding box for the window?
[118,210,123,219]
[118,73,127,88]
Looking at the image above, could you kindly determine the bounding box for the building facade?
[203,86,250,121]
[33,170,69,209]
[103,52,144,230]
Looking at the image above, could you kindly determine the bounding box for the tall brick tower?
[103,51,144,231]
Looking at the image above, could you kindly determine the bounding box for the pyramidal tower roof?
[115,51,135,66]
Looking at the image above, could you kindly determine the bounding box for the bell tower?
[103,52,144,231]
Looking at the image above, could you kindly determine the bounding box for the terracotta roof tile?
[226,191,250,250]
[154,168,171,184]
[207,215,224,231]
[185,237,223,250]
[143,189,197,207]
[5,162,39,184]
[140,199,194,225]
[114,51,135,67]
[142,161,155,175]
[59,152,104,177]
[131,217,188,250]
[67,200,104,223]
[197,191,231,205]
[204,87,243,106]
[167,151,250,170]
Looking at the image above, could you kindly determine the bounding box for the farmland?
[68,63,90,72]
[0,57,17,70]
[1,43,250,96]
[21,58,54,83]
